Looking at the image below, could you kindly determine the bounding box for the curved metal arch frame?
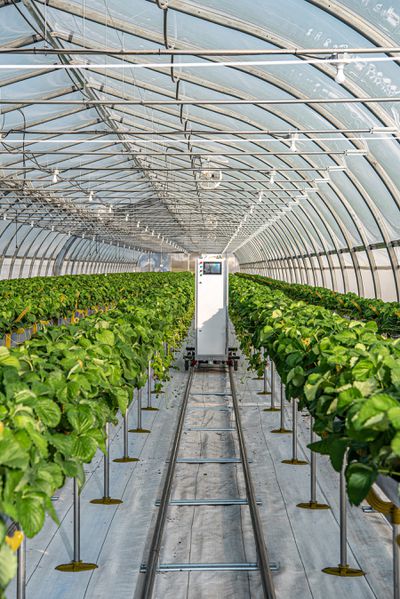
[79,68,396,295]
[0,0,399,297]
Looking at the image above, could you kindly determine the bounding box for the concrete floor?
[8,330,393,599]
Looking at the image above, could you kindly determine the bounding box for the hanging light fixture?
[137,221,140,228]
[334,53,349,85]
[108,205,112,214]
[125,214,129,222]
[269,170,276,185]
[89,191,94,202]
[30,221,34,227]
[52,169,60,183]
[290,133,299,152]
[151,230,154,236]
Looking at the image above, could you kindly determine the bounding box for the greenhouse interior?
[1,0,400,598]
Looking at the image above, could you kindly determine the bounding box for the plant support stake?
[113,407,139,463]
[143,360,159,411]
[263,360,279,412]
[282,399,308,465]
[90,423,123,505]
[55,479,98,571]
[322,462,364,577]
[16,526,26,599]
[297,417,330,509]
[271,380,292,434]
[129,388,150,433]
[258,349,271,396]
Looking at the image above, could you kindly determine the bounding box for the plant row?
[0,272,176,336]
[229,275,400,508]
[0,272,194,595]
[238,273,400,335]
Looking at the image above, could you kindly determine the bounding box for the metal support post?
[322,464,364,577]
[55,479,98,571]
[143,360,160,410]
[258,350,271,396]
[113,408,139,463]
[263,360,279,412]
[393,514,400,599]
[297,418,330,509]
[16,527,26,598]
[252,347,263,380]
[129,388,150,433]
[271,381,292,434]
[90,423,123,505]
[282,399,308,465]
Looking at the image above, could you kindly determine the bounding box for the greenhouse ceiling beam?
[3,45,400,56]
[0,32,42,49]
[0,150,354,158]
[43,0,400,169]
[7,127,397,136]
[0,167,364,172]
[10,6,400,262]
[21,0,187,248]
[2,97,399,106]
[53,30,400,231]
[0,85,78,115]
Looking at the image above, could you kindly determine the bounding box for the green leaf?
[72,434,98,462]
[345,462,377,505]
[0,430,29,470]
[391,432,400,456]
[0,346,20,369]
[16,496,45,537]
[0,543,17,588]
[96,329,115,346]
[66,405,95,435]
[388,407,400,430]
[34,399,61,428]
[48,432,74,455]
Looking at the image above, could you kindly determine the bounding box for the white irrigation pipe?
[0,136,398,145]
[1,55,400,70]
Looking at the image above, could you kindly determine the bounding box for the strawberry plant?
[230,275,400,507]
[0,272,194,596]
[238,273,400,335]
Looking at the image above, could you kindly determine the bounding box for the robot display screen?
[203,261,222,275]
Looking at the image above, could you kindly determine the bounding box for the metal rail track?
[138,364,276,599]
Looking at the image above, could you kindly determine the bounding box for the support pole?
[393,512,400,599]
[129,388,150,433]
[322,464,364,577]
[113,409,139,463]
[55,479,98,571]
[297,418,330,509]
[16,527,26,598]
[263,360,280,412]
[281,399,308,465]
[271,381,292,434]
[252,347,263,380]
[90,423,123,505]
[143,359,160,410]
[257,350,271,396]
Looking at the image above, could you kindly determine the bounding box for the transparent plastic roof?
[0,0,399,276]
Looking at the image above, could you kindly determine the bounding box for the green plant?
[238,273,400,335]
[230,275,400,506]
[0,272,194,596]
